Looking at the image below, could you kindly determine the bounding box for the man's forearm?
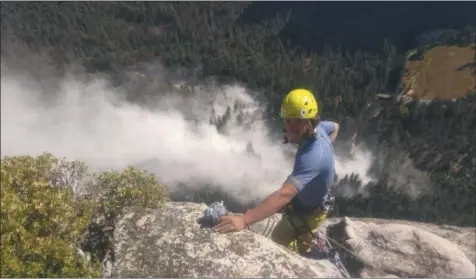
[243,190,293,226]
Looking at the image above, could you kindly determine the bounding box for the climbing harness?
[281,194,352,278]
[287,196,393,278]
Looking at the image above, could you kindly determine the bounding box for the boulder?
[326,217,476,278]
[111,202,345,278]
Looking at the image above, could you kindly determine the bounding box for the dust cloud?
[1,51,381,205]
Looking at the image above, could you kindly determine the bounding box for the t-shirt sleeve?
[320,121,337,135]
[285,149,322,192]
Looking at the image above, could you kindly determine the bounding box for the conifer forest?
[2,1,475,227]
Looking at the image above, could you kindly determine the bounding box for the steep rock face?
[251,215,475,267]
[111,202,344,278]
[326,217,476,278]
[327,217,476,265]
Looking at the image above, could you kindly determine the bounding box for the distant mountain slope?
[403,44,475,100]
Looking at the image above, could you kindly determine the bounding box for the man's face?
[284,118,312,143]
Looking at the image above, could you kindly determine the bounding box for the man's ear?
[306,120,314,133]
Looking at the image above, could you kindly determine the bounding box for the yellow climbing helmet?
[280,89,319,119]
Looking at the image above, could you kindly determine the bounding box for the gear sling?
[271,195,334,255]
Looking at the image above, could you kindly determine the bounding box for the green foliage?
[87,166,170,221]
[0,153,170,277]
[0,2,474,230]
[0,153,99,277]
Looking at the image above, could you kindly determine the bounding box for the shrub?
[0,153,170,277]
[0,153,99,277]
[86,166,170,222]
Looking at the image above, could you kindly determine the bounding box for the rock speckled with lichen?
[111,202,344,278]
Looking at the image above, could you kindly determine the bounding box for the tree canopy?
[1,2,475,229]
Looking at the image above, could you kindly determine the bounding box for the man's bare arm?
[243,183,297,226]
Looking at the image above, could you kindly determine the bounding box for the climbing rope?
[312,232,351,278]
[257,212,281,238]
[307,219,389,277]
[322,233,383,273]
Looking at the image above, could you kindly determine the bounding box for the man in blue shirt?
[215,88,339,254]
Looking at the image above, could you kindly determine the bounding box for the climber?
[214,88,339,255]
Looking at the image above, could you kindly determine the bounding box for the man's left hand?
[213,215,248,233]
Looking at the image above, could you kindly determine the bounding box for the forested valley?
[1,1,475,227]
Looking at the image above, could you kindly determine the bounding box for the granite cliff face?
[326,217,475,278]
[251,213,476,278]
[88,201,475,278]
[110,202,343,278]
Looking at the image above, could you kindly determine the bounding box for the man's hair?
[310,115,321,129]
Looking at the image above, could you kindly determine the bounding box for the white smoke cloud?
[333,147,377,198]
[0,53,378,205]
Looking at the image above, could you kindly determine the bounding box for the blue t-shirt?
[285,121,336,210]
